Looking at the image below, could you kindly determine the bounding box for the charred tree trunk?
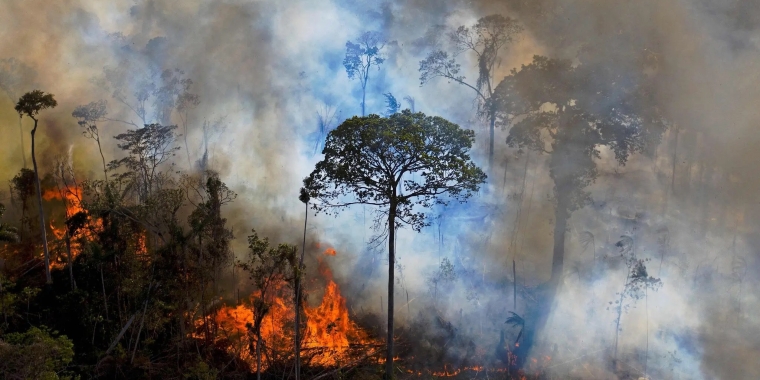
[385,202,397,379]
[31,118,52,284]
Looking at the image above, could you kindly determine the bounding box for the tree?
[302,110,486,378]
[419,15,522,170]
[494,54,666,365]
[72,100,109,181]
[237,230,296,380]
[0,204,19,243]
[15,90,57,284]
[0,58,37,169]
[0,326,75,379]
[383,93,400,116]
[109,123,180,202]
[343,31,386,116]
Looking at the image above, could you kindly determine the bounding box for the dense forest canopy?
[1,0,759,379]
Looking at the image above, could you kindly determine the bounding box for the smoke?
[1,0,759,377]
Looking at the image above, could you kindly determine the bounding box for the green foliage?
[343,31,385,82]
[183,360,219,380]
[15,90,57,120]
[0,326,75,380]
[303,110,486,231]
[0,204,19,243]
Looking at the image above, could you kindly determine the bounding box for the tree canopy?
[303,110,486,231]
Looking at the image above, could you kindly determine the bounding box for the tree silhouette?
[497,55,665,286]
[15,90,57,284]
[419,15,522,170]
[494,54,666,367]
[0,58,37,169]
[343,31,386,116]
[72,100,109,181]
[303,110,486,378]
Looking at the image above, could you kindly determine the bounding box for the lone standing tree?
[343,31,386,116]
[302,110,486,378]
[15,90,58,284]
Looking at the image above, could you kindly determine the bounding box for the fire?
[201,249,376,372]
[323,247,336,256]
[43,186,102,268]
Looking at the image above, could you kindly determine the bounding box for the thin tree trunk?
[65,230,75,290]
[362,85,367,117]
[19,117,27,168]
[256,333,262,380]
[385,204,396,379]
[489,109,496,172]
[512,260,517,310]
[96,137,108,182]
[100,264,109,321]
[131,282,153,363]
[294,201,307,380]
[31,120,52,284]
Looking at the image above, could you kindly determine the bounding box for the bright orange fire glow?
[43,186,102,268]
[323,247,336,256]
[201,249,376,372]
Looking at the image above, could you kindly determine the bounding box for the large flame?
[43,186,102,268]
[200,248,376,372]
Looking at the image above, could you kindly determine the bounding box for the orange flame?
[199,248,376,372]
[43,186,102,268]
[323,247,336,256]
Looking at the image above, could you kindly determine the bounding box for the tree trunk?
[19,117,27,168]
[385,204,396,379]
[294,201,307,380]
[100,264,109,321]
[361,85,366,117]
[550,201,569,285]
[256,332,262,380]
[489,108,496,172]
[96,137,108,182]
[31,120,52,284]
[65,230,75,290]
[512,199,568,370]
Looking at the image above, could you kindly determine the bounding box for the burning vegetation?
[2,1,760,379]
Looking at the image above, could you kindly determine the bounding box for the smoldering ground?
[1,0,759,378]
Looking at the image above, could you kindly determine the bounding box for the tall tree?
[343,31,386,116]
[72,100,109,181]
[419,15,522,170]
[494,55,666,365]
[15,90,57,284]
[109,123,180,202]
[0,58,37,169]
[303,110,486,378]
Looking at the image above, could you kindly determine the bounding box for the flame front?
[201,249,376,372]
[43,186,102,268]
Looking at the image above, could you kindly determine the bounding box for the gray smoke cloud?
[0,0,758,378]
